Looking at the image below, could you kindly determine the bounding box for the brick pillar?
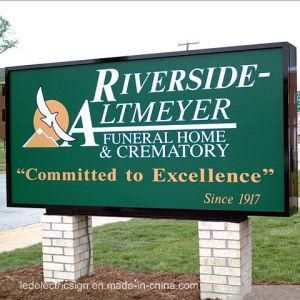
[198,218,252,300]
[41,215,93,283]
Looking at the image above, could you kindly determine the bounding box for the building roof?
[0,68,4,84]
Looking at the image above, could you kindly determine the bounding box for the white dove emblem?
[36,87,75,142]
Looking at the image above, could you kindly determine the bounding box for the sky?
[0,1,300,86]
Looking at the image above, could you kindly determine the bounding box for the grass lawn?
[0,244,42,272]
[0,215,299,283]
[252,214,300,283]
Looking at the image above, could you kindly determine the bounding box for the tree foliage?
[0,16,17,54]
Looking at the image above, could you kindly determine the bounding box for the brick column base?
[198,218,252,300]
[41,215,93,283]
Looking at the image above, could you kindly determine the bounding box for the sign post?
[41,215,93,282]
[198,218,252,299]
[5,42,297,295]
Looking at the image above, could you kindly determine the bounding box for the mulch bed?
[0,265,202,299]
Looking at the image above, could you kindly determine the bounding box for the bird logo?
[23,87,75,148]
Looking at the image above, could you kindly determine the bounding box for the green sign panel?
[6,42,298,218]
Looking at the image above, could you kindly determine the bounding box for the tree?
[0,16,17,54]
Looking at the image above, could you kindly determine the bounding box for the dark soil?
[0,265,201,299]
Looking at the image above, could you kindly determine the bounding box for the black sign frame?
[5,42,298,219]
